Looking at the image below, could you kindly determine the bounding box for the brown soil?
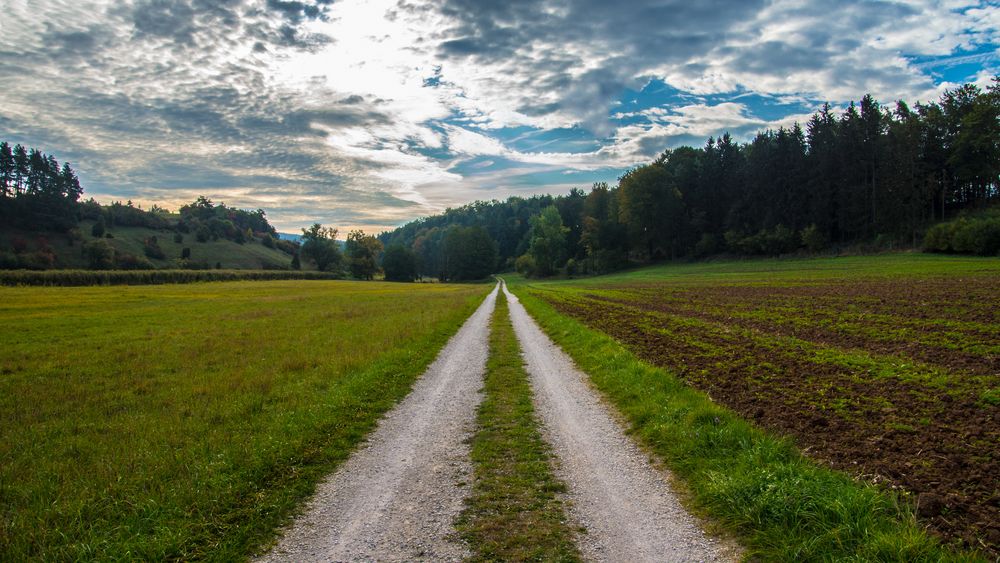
[544,280,1000,557]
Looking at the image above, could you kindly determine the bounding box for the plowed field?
[526,255,1000,555]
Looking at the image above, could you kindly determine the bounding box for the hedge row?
[924,210,1000,256]
[0,269,342,287]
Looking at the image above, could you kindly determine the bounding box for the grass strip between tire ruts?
[456,290,582,562]
[508,280,985,562]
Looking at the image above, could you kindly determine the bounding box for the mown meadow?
[0,280,490,560]
[511,253,999,560]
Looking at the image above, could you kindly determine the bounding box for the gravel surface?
[503,282,739,563]
[257,283,499,563]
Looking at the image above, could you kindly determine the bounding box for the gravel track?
[503,282,737,563]
[257,283,499,563]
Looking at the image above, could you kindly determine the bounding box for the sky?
[1,0,998,233]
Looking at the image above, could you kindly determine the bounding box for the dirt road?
[257,283,499,562]
[503,282,737,562]
[258,280,734,562]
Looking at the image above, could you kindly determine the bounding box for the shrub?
[143,236,166,260]
[564,258,578,277]
[261,234,275,249]
[0,252,20,269]
[801,224,828,252]
[923,211,1000,256]
[290,252,301,270]
[11,236,28,254]
[21,251,56,270]
[115,252,155,270]
[85,240,115,270]
[181,247,191,260]
[91,217,106,238]
[173,232,184,244]
[515,254,536,277]
[693,233,721,257]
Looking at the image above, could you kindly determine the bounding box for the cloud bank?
[1,0,996,231]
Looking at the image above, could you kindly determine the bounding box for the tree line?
[381,79,1000,276]
[0,142,83,231]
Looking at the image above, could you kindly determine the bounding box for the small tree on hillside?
[91,216,106,238]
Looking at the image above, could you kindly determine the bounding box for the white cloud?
[0,0,997,231]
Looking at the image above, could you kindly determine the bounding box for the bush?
[275,239,298,255]
[923,222,954,252]
[20,251,56,270]
[85,240,115,270]
[91,217,106,238]
[801,224,828,252]
[173,232,184,244]
[115,252,154,270]
[726,226,799,256]
[181,247,191,260]
[143,236,166,260]
[923,211,1000,256]
[515,254,536,277]
[693,233,720,257]
[564,258,577,277]
[0,252,19,269]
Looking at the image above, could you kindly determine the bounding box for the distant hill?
[1,220,305,271]
[277,232,303,243]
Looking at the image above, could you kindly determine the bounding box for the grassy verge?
[456,290,581,562]
[0,281,489,560]
[508,281,982,562]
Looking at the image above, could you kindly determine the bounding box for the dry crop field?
[523,254,1000,555]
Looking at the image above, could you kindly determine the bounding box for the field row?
[526,257,1000,555]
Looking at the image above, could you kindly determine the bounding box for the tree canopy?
[381,78,1000,275]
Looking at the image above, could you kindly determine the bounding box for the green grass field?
[0,280,490,560]
[510,253,999,560]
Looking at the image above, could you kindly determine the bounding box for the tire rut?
[257,283,499,562]
[502,282,738,563]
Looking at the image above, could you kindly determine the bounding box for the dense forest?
[381,79,1000,278]
[0,141,83,231]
